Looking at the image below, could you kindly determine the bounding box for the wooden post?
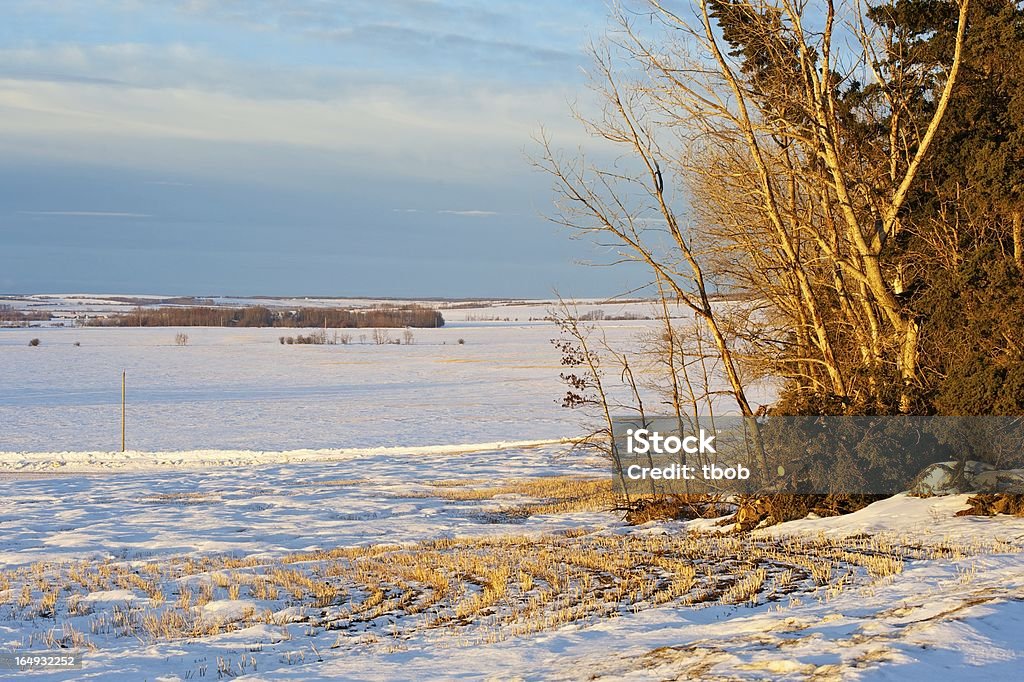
[121,370,126,452]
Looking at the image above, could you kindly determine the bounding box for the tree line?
[87,305,445,328]
[0,305,50,323]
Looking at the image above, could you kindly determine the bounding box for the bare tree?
[540,0,971,415]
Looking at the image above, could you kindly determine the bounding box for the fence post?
[121,370,126,452]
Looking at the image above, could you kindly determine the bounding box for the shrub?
[282,331,330,345]
[174,332,189,346]
[457,338,465,345]
[293,331,327,345]
[28,338,40,347]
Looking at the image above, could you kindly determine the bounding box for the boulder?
[973,468,1024,494]
[907,460,994,497]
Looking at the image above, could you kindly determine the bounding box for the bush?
[282,331,328,345]
[457,338,465,345]
[174,332,189,346]
[295,330,327,345]
[624,495,732,524]
[28,338,40,347]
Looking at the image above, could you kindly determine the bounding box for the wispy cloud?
[0,0,621,296]
[395,208,499,217]
[437,209,499,217]
[0,73,593,183]
[178,0,594,80]
[17,210,152,218]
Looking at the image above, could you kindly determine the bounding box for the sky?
[0,0,648,298]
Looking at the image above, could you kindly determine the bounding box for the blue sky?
[0,0,648,297]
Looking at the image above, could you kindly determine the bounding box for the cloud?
[0,72,597,184]
[395,209,500,217]
[17,210,152,218]
[437,210,498,217]
[306,24,578,71]
[0,0,609,189]
[176,0,596,77]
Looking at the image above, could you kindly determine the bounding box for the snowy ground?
[0,444,608,569]
[0,316,775,453]
[0,323,595,452]
[0,446,1021,681]
[1,312,1022,680]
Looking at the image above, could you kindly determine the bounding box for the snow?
[0,440,568,473]
[0,308,1020,680]
[0,444,610,568]
[0,324,591,451]
[200,600,258,624]
[0,316,775,453]
[759,492,1024,544]
[0,449,1020,680]
[81,590,139,603]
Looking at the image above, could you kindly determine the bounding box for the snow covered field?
[0,447,1021,681]
[0,322,604,452]
[0,298,772,453]
[1,307,1022,680]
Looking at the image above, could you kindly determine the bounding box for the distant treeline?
[0,305,51,323]
[87,305,445,328]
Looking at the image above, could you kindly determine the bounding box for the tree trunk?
[1013,209,1023,271]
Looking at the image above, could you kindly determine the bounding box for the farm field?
[0,306,1022,680]
[0,447,1021,680]
[6,0,1024,677]
[0,321,597,453]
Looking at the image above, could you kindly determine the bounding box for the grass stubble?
[0,476,1016,676]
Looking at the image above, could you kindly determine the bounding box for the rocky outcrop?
[909,460,1024,497]
[907,460,994,497]
[972,469,1024,494]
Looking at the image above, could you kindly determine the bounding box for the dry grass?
[429,476,616,516]
[0,529,1011,654]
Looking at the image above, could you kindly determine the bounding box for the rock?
[907,460,994,497]
[972,468,1024,494]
